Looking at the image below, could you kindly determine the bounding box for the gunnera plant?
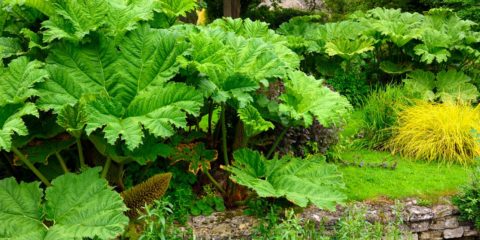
[122,172,172,219]
[387,102,480,165]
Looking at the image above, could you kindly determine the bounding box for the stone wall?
[190,199,479,239]
[405,204,478,239]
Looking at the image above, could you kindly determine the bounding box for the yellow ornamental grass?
[388,102,480,165]
[196,8,207,25]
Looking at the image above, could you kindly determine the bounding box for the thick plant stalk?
[76,139,86,168]
[233,121,248,150]
[55,152,69,173]
[221,104,229,166]
[204,170,226,195]
[266,127,289,159]
[208,101,213,136]
[101,157,112,179]
[11,147,51,186]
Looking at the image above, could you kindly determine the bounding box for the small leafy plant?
[138,199,193,240]
[252,208,326,240]
[190,185,226,216]
[335,202,410,240]
[453,163,480,228]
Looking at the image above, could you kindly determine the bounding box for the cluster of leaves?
[272,120,340,157]
[422,0,480,30]
[189,185,226,216]
[277,8,480,104]
[323,0,429,20]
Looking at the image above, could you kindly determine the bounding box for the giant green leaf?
[84,83,202,150]
[105,0,156,39]
[325,38,375,59]
[0,57,48,105]
[4,0,56,16]
[113,25,189,106]
[223,149,346,210]
[403,70,436,101]
[36,39,115,111]
[277,17,323,53]
[0,168,128,240]
[154,0,197,18]
[44,168,128,240]
[41,0,109,42]
[278,71,351,127]
[0,37,22,60]
[0,103,38,151]
[0,178,46,239]
[403,69,479,103]
[436,70,479,103]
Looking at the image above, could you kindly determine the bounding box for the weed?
[138,199,194,240]
[252,208,327,240]
[453,163,480,228]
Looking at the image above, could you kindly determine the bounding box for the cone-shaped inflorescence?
[121,172,172,219]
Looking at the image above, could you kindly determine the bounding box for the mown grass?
[338,149,471,201]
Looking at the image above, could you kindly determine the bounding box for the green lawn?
[338,149,471,201]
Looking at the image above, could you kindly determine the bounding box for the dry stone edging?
[189,198,479,239]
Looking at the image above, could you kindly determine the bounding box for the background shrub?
[388,102,480,164]
[323,0,429,20]
[421,0,480,28]
[453,163,480,229]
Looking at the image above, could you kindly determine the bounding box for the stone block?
[432,205,454,218]
[410,221,430,232]
[463,226,479,237]
[444,216,459,229]
[443,227,464,239]
[408,206,434,222]
[419,230,442,240]
[429,218,446,230]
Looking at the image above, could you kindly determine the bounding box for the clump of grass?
[358,85,412,149]
[388,102,480,165]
